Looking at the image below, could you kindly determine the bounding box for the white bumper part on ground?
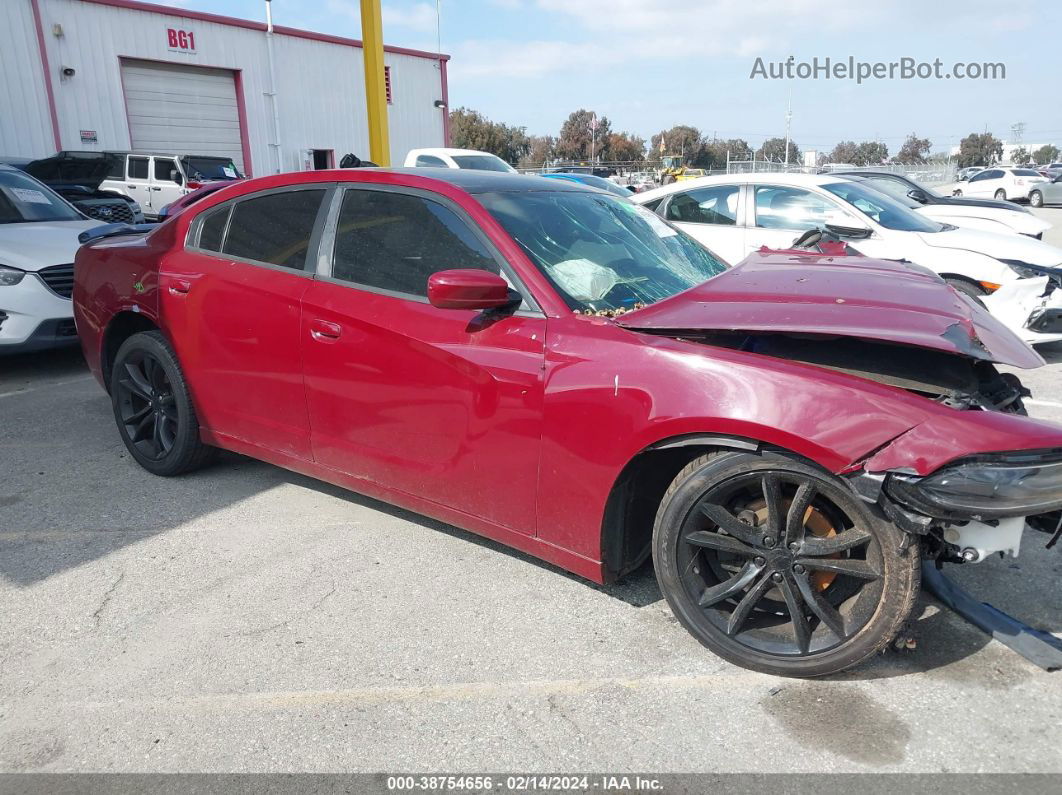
[982,276,1062,345]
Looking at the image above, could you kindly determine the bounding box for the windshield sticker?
[11,188,51,205]
[635,206,678,238]
[222,166,237,178]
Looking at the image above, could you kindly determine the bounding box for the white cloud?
[449,0,891,81]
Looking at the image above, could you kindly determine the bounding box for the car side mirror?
[427,269,516,311]
[906,187,928,203]
[170,170,183,185]
[824,221,872,239]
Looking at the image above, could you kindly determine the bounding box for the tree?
[757,136,799,163]
[607,132,646,162]
[1032,144,1060,165]
[519,135,555,168]
[556,109,613,162]
[1011,146,1031,166]
[896,133,931,164]
[956,132,1003,167]
[829,141,858,164]
[854,141,889,166]
[650,125,702,162]
[701,138,752,169]
[448,107,530,165]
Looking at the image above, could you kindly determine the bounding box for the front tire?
[994,189,1007,200]
[110,330,215,476]
[1030,190,1044,208]
[945,277,987,303]
[653,452,919,677]
[952,188,963,196]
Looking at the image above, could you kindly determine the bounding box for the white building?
[1,0,451,174]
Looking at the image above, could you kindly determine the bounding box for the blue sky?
[176,0,1059,155]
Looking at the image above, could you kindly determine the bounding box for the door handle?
[150,186,162,191]
[310,319,342,342]
[168,279,191,295]
[126,184,136,189]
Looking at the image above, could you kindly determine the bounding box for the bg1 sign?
[166,28,197,53]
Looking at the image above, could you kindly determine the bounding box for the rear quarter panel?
[73,224,173,387]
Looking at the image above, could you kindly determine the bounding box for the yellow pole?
[360,0,391,166]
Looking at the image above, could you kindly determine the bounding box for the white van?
[100,152,244,219]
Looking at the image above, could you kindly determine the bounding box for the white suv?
[955,167,1049,201]
[99,152,244,219]
[0,165,97,354]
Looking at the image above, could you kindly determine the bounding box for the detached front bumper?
[982,275,1062,345]
[853,450,1062,564]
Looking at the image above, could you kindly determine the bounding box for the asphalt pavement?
[1,211,1060,774]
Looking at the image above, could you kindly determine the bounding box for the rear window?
[1013,169,1041,176]
[222,189,325,269]
[451,155,514,173]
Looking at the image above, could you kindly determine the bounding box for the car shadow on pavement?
[272,466,666,608]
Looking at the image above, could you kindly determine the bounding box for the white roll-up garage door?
[120,59,244,171]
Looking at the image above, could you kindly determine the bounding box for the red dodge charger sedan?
[73,168,1062,676]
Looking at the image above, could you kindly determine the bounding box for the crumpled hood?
[615,249,1044,369]
[0,221,98,271]
[918,225,1062,266]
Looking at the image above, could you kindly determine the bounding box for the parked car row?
[632,172,1062,346]
[68,167,1062,677]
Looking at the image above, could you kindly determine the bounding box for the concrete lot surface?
[1,210,1061,773]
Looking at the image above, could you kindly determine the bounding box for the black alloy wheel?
[110,331,215,476]
[116,349,178,461]
[654,452,919,677]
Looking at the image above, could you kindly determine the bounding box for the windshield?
[478,190,727,313]
[0,170,82,223]
[452,155,515,173]
[180,156,244,181]
[823,180,943,233]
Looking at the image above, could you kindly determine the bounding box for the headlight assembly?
[0,264,25,286]
[886,452,1062,519]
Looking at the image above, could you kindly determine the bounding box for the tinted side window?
[332,189,498,297]
[223,189,325,270]
[641,197,664,213]
[197,205,230,252]
[415,155,447,167]
[128,157,149,179]
[105,155,124,179]
[665,185,739,225]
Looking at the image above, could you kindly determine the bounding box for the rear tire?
[652,451,920,678]
[1030,190,1044,208]
[110,330,216,476]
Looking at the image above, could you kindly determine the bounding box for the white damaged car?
[634,172,1062,346]
[0,164,97,354]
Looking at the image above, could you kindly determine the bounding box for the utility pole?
[361,0,390,166]
[783,87,792,166]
